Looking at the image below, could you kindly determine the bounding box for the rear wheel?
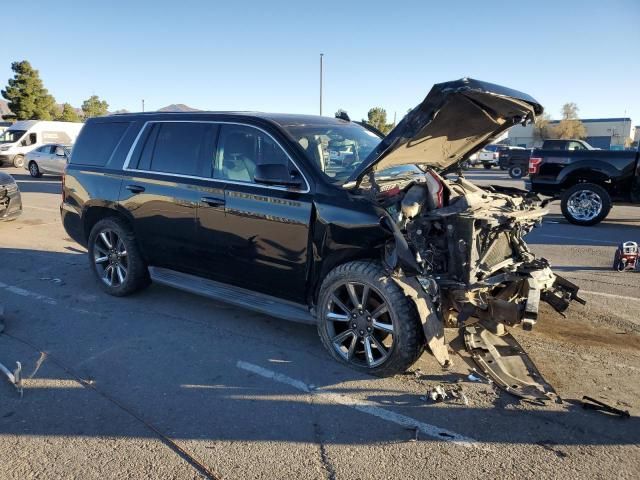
[29,161,42,178]
[88,217,150,296]
[317,261,424,376]
[508,166,524,179]
[561,183,611,226]
[13,155,24,168]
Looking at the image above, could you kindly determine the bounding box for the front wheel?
[508,166,525,179]
[317,261,424,376]
[561,183,612,226]
[13,155,24,168]
[88,217,150,296]
[29,162,42,178]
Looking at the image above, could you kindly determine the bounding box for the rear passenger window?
[70,122,129,166]
[215,125,290,183]
[136,122,213,177]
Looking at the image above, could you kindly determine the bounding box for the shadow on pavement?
[0,247,639,448]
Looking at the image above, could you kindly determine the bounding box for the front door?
[199,123,313,303]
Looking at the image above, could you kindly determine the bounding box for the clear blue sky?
[2,0,639,124]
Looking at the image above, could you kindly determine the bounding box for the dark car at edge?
[528,139,640,225]
[61,78,583,385]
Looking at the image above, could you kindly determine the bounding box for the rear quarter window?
[70,122,130,166]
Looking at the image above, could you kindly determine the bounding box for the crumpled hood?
[349,78,543,183]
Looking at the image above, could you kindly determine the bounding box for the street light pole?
[142,99,145,112]
[319,53,324,116]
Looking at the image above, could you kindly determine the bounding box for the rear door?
[201,123,313,302]
[120,121,217,272]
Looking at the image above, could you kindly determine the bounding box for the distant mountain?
[157,103,200,112]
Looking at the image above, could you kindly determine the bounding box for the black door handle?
[126,185,145,194]
[200,196,225,207]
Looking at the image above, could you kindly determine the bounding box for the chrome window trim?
[121,120,310,193]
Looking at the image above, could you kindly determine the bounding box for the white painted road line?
[0,281,57,305]
[534,234,619,245]
[581,290,640,302]
[236,360,483,449]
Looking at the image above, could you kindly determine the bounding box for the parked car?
[477,144,501,168]
[0,171,22,221]
[61,78,582,376]
[24,143,71,177]
[0,120,82,168]
[498,147,532,178]
[528,141,640,225]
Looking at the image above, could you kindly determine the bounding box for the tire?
[483,164,492,169]
[508,166,524,179]
[13,155,24,168]
[28,161,42,178]
[317,260,424,377]
[560,183,611,226]
[87,216,150,296]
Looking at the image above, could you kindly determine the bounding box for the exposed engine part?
[401,184,428,219]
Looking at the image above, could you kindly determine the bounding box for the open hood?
[349,78,543,184]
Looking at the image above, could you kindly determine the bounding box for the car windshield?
[282,121,382,185]
[0,130,26,144]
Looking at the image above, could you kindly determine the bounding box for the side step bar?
[149,267,316,325]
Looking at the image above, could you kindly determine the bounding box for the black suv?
[61,79,582,381]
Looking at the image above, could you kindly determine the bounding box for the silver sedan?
[24,143,71,177]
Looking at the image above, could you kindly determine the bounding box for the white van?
[0,120,83,167]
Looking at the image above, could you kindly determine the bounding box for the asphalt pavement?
[1,166,639,479]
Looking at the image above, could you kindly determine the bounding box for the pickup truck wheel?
[508,166,524,179]
[561,183,611,226]
[88,217,150,296]
[317,261,424,377]
[13,155,24,168]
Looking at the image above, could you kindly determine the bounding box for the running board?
[149,267,316,324]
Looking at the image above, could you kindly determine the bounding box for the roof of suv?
[109,111,352,128]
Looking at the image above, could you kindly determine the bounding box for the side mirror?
[254,164,303,188]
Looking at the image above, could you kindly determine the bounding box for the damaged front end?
[377,176,585,401]
[347,78,584,400]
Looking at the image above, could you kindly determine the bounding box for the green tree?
[1,60,57,120]
[551,102,587,139]
[56,103,81,122]
[82,95,109,118]
[364,107,393,134]
[533,113,552,142]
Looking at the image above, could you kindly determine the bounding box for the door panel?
[206,123,313,302]
[119,173,200,270]
[119,121,217,272]
[221,186,312,301]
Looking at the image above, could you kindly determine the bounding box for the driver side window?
[214,125,291,183]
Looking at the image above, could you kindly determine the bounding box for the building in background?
[0,121,12,134]
[508,117,633,149]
